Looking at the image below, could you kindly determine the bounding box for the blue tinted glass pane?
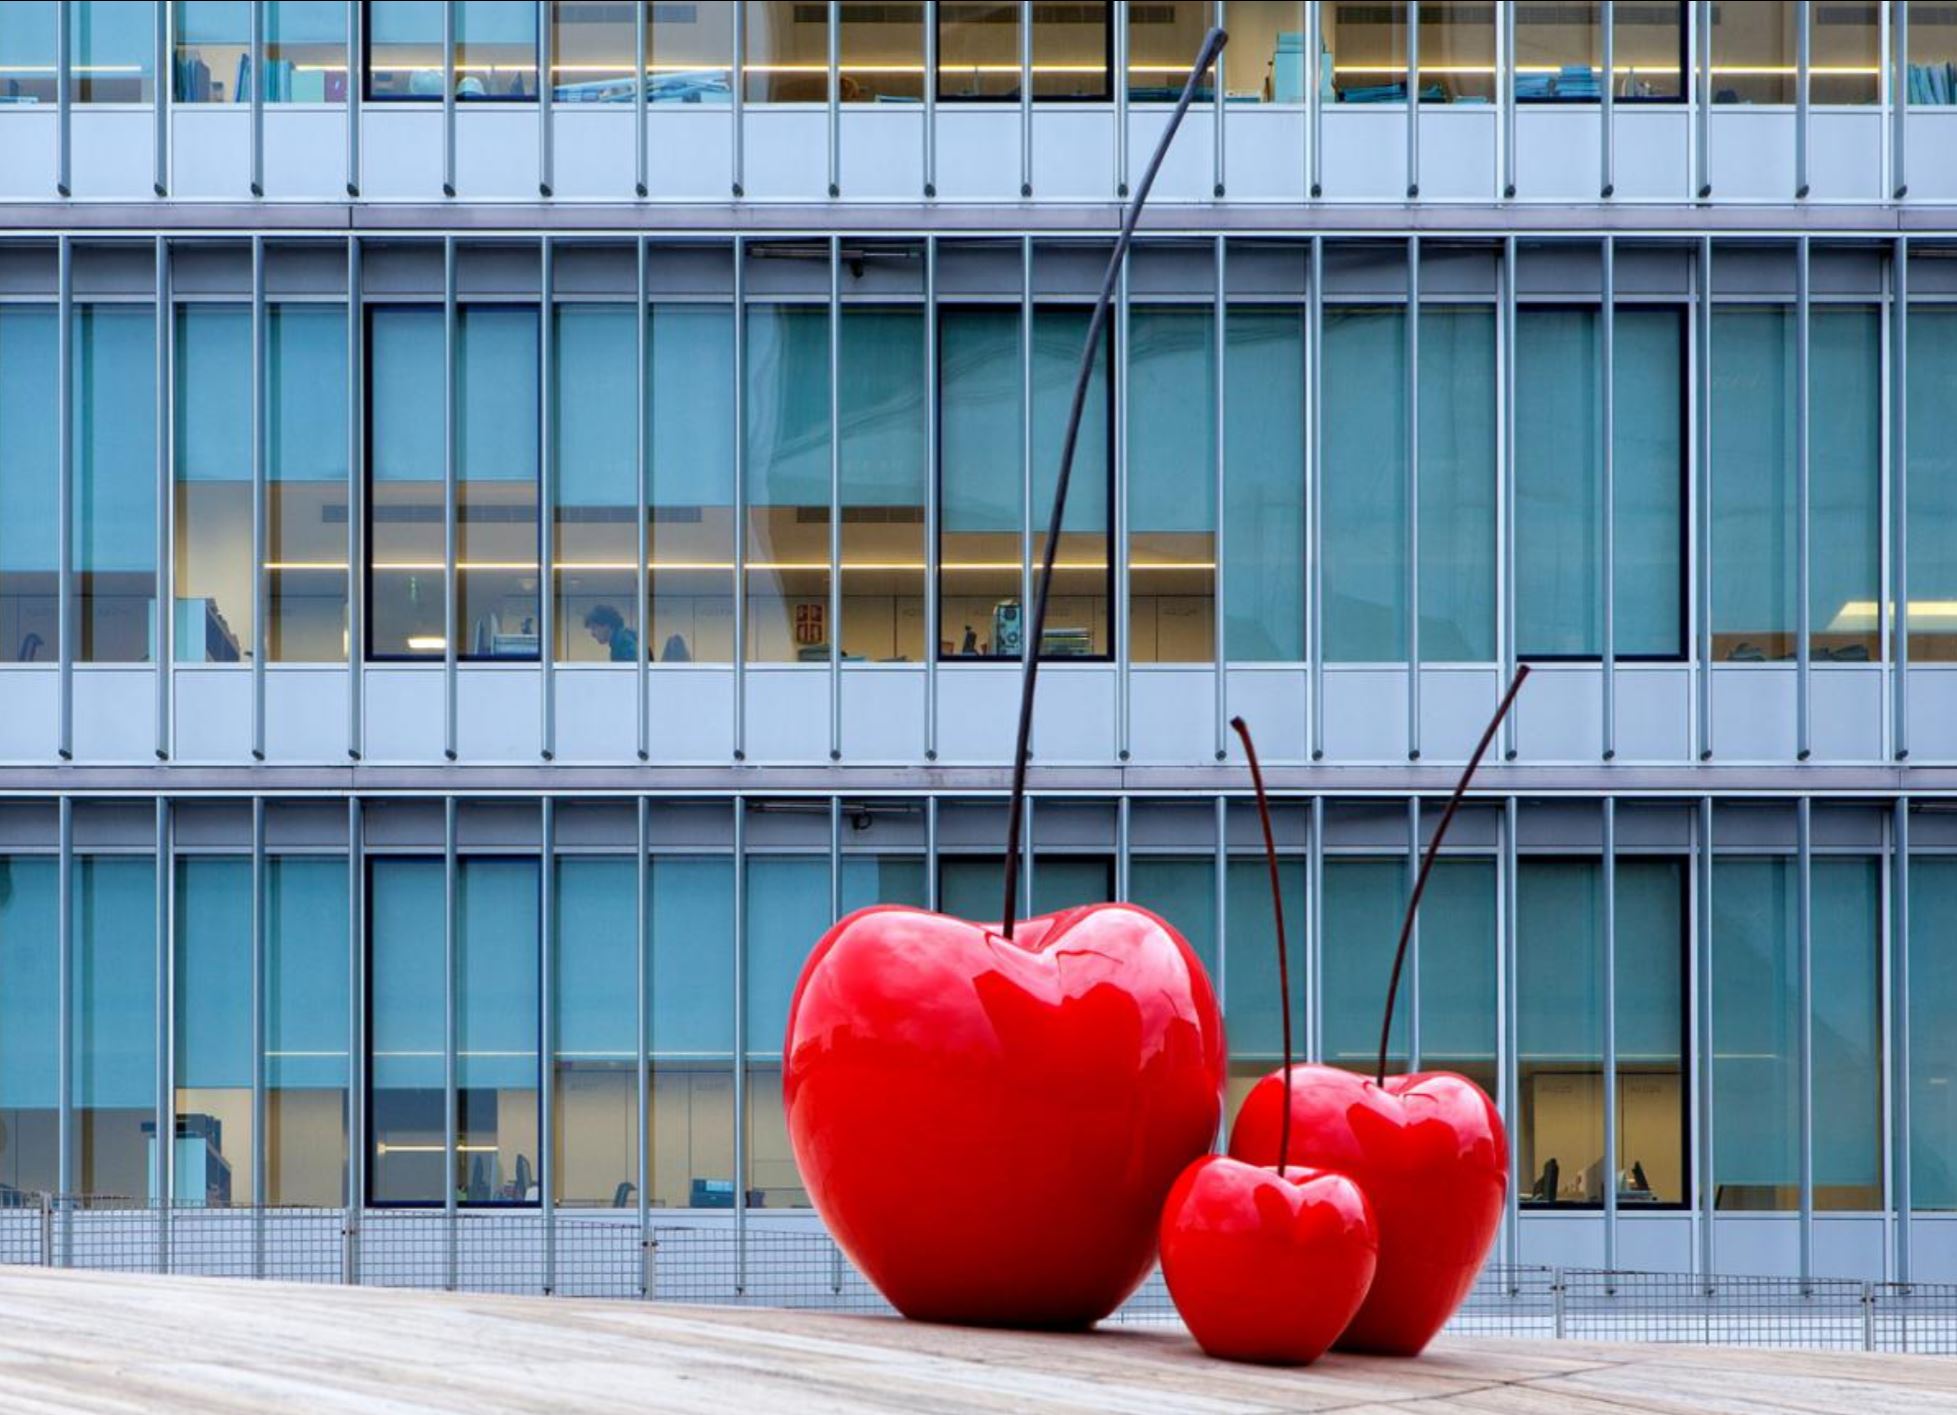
[370,859,442,1091]
[1420,859,1496,1082]
[1516,309,1602,657]
[1712,857,1799,1209]
[1616,308,1685,657]
[0,857,59,1110]
[1419,308,1496,662]
[75,305,158,663]
[1813,857,1880,1208]
[1811,308,1881,662]
[838,856,927,913]
[1519,859,1603,1205]
[1909,308,1957,661]
[554,306,635,509]
[1129,307,1216,664]
[650,856,733,1058]
[268,305,348,481]
[175,307,247,477]
[1219,857,1303,1058]
[1322,859,1408,1070]
[745,305,830,509]
[1323,309,1407,661]
[457,858,538,1091]
[744,857,827,1060]
[1615,858,1684,1205]
[1031,309,1110,537]
[652,304,736,508]
[1130,856,1219,983]
[266,856,349,1088]
[1711,308,1797,660]
[840,310,926,507]
[370,308,443,482]
[458,307,539,482]
[941,309,1020,534]
[0,307,57,662]
[73,856,156,1108]
[555,858,636,1062]
[1911,857,1957,1209]
[71,0,156,101]
[0,2,57,106]
[1224,308,1305,661]
[175,857,251,1088]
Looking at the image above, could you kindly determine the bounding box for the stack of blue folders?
[1907,63,1957,105]
[1515,64,1600,101]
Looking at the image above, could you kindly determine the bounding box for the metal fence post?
[643,1227,656,1302]
[1552,1267,1567,1339]
[39,1193,52,1268]
[1863,1282,1876,1351]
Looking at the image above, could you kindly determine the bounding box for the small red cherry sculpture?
[784,901,1226,1328]
[1159,1156,1378,1365]
[1230,1066,1506,1355]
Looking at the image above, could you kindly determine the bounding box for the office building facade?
[0,0,1953,1294]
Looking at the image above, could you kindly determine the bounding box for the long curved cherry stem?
[999,26,1227,939]
[1376,665,1532,1086]
[1230,716,1291,1173]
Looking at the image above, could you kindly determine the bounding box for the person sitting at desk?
[583,604,639,662]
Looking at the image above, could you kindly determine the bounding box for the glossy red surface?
[1159,1156,1379,1365]
[1228,1066,1507,1355]
[783,902,1226,1329]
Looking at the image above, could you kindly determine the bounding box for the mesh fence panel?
[553,1215,644,1300]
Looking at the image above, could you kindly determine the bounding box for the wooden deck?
[0,1267,1950,1413]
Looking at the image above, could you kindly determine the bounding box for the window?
[0,307,57,664]
[267,305,349,662]
[1514,1,1683,103]
[366,0,443,100]
[1321,0,1406,103]
[552,305,638,663]
[649,854,733,1209]
[1908,2,1957,105]
[647,0,731,102]
[552,858,636,1206]
[1518,858,1685,1207]
[1710,306,1795,662]
[0,2,58,105]
[367,307,445,659]
[368,857,444,1203]
[265,856,349,1207]
[173,1,248,103]
[744,855,826,1209]
[1416,0,1494,103]
[174,856,253,1204]
[1129,1,1215,102]
[938,853,1113,920]
[75,303,158,664]
[1616,1,1684,98]
[1128,306,1216,664]
[74,855,156,1199]
[1219,856,1305,1124]
[1812,857,1880,1210]
[650,304,735,663]
[549,0,635,99]
[1809,0,1878,106]
[1419,307,1496,661]
[742,0,826,103]
[1910,855,1957,1209]
[1909,308,1957,662]
[1130,856,1219,982]
[839,307,927,663]
[1515,306,1685,659]
[1219,1,1304,103]
[70,0,155,102]
[1709,0,1794,105]
[266,0,347,100]
[839,0,923,102]
[174,304,253,663]
[1223,305,1305,661]
[936,1,1109,101]
[454,0,536,98]
[1811,307,1880,662]
[743,302,830,664]
[0,858,59,1197]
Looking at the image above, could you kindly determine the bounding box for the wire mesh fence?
[4,1196,1956,1354]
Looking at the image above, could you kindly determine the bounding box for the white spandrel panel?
[173,667,252,762]
[262,107,349,200]
[837,106,922,200]
[170,107,252,199]
[0,670,59,763]
[0,109,59,200]
[839,666,925,763]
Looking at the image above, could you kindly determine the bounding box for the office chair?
[612,1181,636,1208]
[1532,1156,1560,1201]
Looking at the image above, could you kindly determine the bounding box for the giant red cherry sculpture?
[1229,668,1529,1357]
[784,901,1226,1327]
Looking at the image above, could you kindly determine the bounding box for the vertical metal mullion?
[1879,793,1897,1282]
[250,0,265,196]
[155,798,171,1267]
[1114,1,1128,196]
[1211,0,1225,197]
[1695,0,1711,198]
[347,236,364,759]
[1114,250,1130,761]
[1501,0,1515,197]
[1501,234,1518,759]
[1797,236,1812,760]
[1022,795,1034,919]
[252,236,267,760]
[540,238,555,761]
[1406,0,1420,198]
[250,796,266,1271]
[442,0,456,197]
[636,237,649,760]
[925,795,940,911]
[1020,237,1033,735]
[1893,0,1909,198]
[1407,235,1421,761]
[57,798,72,1230]
[56,0,70,196]
[1696,795,1716,1276]
[1602,236,1616,761]
[443,796,457,1290]
[1308,235,1324,759]
[731,1,745,196]
[1406,798,1421,1070]
[1796,0,1811,198]
[1212,236,1226,760]
[1019,0,1032,197]
[347,0,362,196]
[1697,238,1713,759]
[923,0,937,196]
[57,236,72,761]
[1116,796,1132,902]
[829,237,842,761]
[346,797,363,1280]
[1306,795,1323,1063]
[1602,797,1618,1269]
[1892,796,1911,1283]
[924,237,940,759]
[540,797,555,1293]
[1212,796,1227,1100]
[731,799,747,1290]
[1307,0,1322,197]
[830,797,842,927]
[1600,0,1615,197]
[1499,795,1518,1272]
[634,0,647,197]
[443,237,458,761]
[634,796,650,1295]
[1894,235,1909,760]
[156,236,172,761]
[1798,796,1814,1285]
[154,0,168,196]
[733,237,747,759]
[827,1,840,197]
[538,0,553,196]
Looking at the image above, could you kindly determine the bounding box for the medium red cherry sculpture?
[784,901,1226,1328]
[1159,1156,1378,1365]
[1229,1066,1506,1355]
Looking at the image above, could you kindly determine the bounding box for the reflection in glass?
[0,2,58,105]
[550,0,634,100]
[1219,1,1305,102]
[74,304,158,664]
[457,858,540,1204]
[1615,1,1683,99]
[1909,3,1957,105]
[1710,307,1796,662]
[266,0,347,101]
[1709,0,1795,104]
[70,0,156,102]
[368,307,445,660]
[1321,0,1406,103]
[267,304,349,662]
[938,854,1112,921]
[1909,309,1957,661]
[369,858,444,1204]
[1224,306,1305,661]
[0,858,59,1198]
[742,0,826,103]
[265,857,349,1207]
[553,305,638,663]
[1323,308,1406,661]
[840,0,923,101]
[174,857,253,1204]
[1129,307,1215,663]
[1809,0,1878,106]
[554,858,636,1207]
[174,305,253,663]
[650,305,736,663]
[1129,2,1213,102]
[1029,2,1107,99]
[173,0,248,103]
[1419,307,1495,662]
[744,304,831,664]
[840,308,927,662]
[744,855,823,1208]
[649,855,733,1210]
[647,0,731,102]
[366,0,445,100]
[74,856,155,1200]
[1811,308,1880,663]
[938,1,1018,100]
[1416,0,1494,103]
[1420,857,1497,1097]
[0,307,58,664]
[457,306,540,661]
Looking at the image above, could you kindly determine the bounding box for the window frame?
[933,3,1114,104]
